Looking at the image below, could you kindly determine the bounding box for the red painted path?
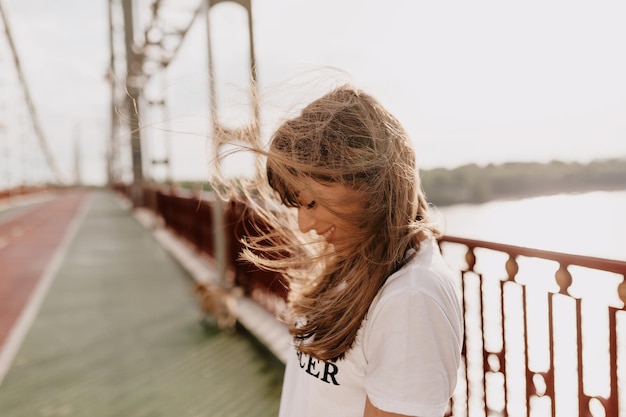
[0,190,88,349]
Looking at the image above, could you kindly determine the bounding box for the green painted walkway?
[0,190,282,417]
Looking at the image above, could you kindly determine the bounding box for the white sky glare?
[1,0,626,185]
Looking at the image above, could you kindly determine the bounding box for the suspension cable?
[0,1,63,184]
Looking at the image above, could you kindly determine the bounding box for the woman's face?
[294,179,365,252]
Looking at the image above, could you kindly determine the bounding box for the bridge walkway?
[0,189,282,417]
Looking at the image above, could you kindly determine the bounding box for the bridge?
[0,189,287,416]
[1,1,626,416]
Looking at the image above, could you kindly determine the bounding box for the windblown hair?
[241,85,441,362]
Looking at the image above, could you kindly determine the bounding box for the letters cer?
[296,351,340,385]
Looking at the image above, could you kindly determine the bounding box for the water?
[438,189,626,261]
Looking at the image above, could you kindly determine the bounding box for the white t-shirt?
[278,239,463,417]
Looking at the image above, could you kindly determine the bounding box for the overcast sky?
[2,0,626,185]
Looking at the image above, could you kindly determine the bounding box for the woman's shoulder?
[363,239,462,332]
[360,240,459,318]
[386,239,451,284]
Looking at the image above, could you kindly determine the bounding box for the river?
[438,189,626,261]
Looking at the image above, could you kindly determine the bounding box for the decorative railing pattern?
[123,185,626,417]
[439,235,626,417]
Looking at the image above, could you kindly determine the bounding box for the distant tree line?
[421,158,626,207]
[172,158,626,207]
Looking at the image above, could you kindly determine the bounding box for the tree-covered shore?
[173,158,626,208]
[421,158,626,207]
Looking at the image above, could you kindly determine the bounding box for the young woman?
[242,85,463,417]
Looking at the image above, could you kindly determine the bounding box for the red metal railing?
[141,187,289,316]
[439,235,626,417]
[0,185,58,201]
[125,185,626,417]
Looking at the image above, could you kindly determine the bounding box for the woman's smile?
[318,226,336,243]
[295,180,364,251]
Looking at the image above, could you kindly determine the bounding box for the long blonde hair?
[241,85,440,361]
